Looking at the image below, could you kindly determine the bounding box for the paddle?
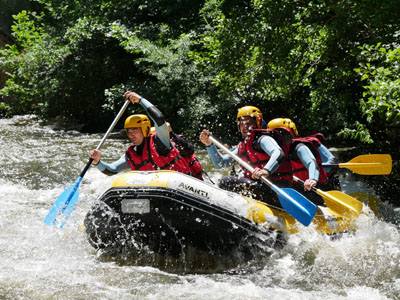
[43,99,130,228]
[323,154,392,175]
[208,136,317,226]
[292,175,363,218]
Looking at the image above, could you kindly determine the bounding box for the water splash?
[0,116,399,299]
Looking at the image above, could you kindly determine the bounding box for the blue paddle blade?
[43,177,82,228]
[277,188,317,226]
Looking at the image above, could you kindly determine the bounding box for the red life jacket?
[310,132,325,143]
[125,132,191,175]
[264,127,294,156]
[170,134,204,180]
[237,129,292,182]
[290,136,328,183]
[185,154,203,180]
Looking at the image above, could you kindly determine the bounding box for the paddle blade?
[277,188,317,226]
[342,154,392,175]
[317,190,363,218]
[43,177,82,228]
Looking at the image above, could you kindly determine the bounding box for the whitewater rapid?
[0,116,399,299]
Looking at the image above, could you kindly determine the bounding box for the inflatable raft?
[84,171,359,270]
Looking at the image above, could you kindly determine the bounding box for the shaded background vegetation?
[1,0,399,201]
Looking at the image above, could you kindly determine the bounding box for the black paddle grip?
[79,158,94,178]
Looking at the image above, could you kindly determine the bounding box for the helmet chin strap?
[145,127,150,137]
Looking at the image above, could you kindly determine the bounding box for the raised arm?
[124,91,170,149]
[199,129,235,168]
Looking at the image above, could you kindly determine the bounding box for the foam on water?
[0,116,399,299]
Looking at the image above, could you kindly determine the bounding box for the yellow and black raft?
[84,170,362,266]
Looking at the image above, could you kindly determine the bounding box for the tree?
[196,0,400,144]
[1,0,399,146]
[0,0,209,134]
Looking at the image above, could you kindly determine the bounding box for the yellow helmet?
[267,118,298,136]
[124,114,151,137]
[236,106,263,130]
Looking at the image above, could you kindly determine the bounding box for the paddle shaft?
[293,175,352,205]
[79,99,130,178]
[324,162,383,167]
[44,99,131,227]
[292,175,319,193]
[208,136,273,188]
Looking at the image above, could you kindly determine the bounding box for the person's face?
[126,127,145,146]
[239,117,257,138]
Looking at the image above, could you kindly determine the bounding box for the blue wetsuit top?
[318,144,336,173]
[295,144,319,181]
[95,98,170,175]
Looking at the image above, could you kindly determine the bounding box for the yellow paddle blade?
[339,154,392,175]
[316,190,363,219]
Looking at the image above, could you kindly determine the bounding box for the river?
[1,115,399,300]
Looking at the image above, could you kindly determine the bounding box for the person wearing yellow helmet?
[89,91,192,176]
[267,117,339,191]
[267,118,298,137]
[199,106,291,206]
[236,106,264,131]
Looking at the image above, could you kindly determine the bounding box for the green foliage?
[0,0,399,147]
[338,121,373,144]
[355,41,400,123]
[0,0,208,133]
[0,12,135,129]
[0,102,12,117]
[194,0,400,144]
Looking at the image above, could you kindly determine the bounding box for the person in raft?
[89,91,193,176]
[199,106,326,206]
[267,117,339,190]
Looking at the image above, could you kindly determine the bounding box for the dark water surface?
[1,116,399,299]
